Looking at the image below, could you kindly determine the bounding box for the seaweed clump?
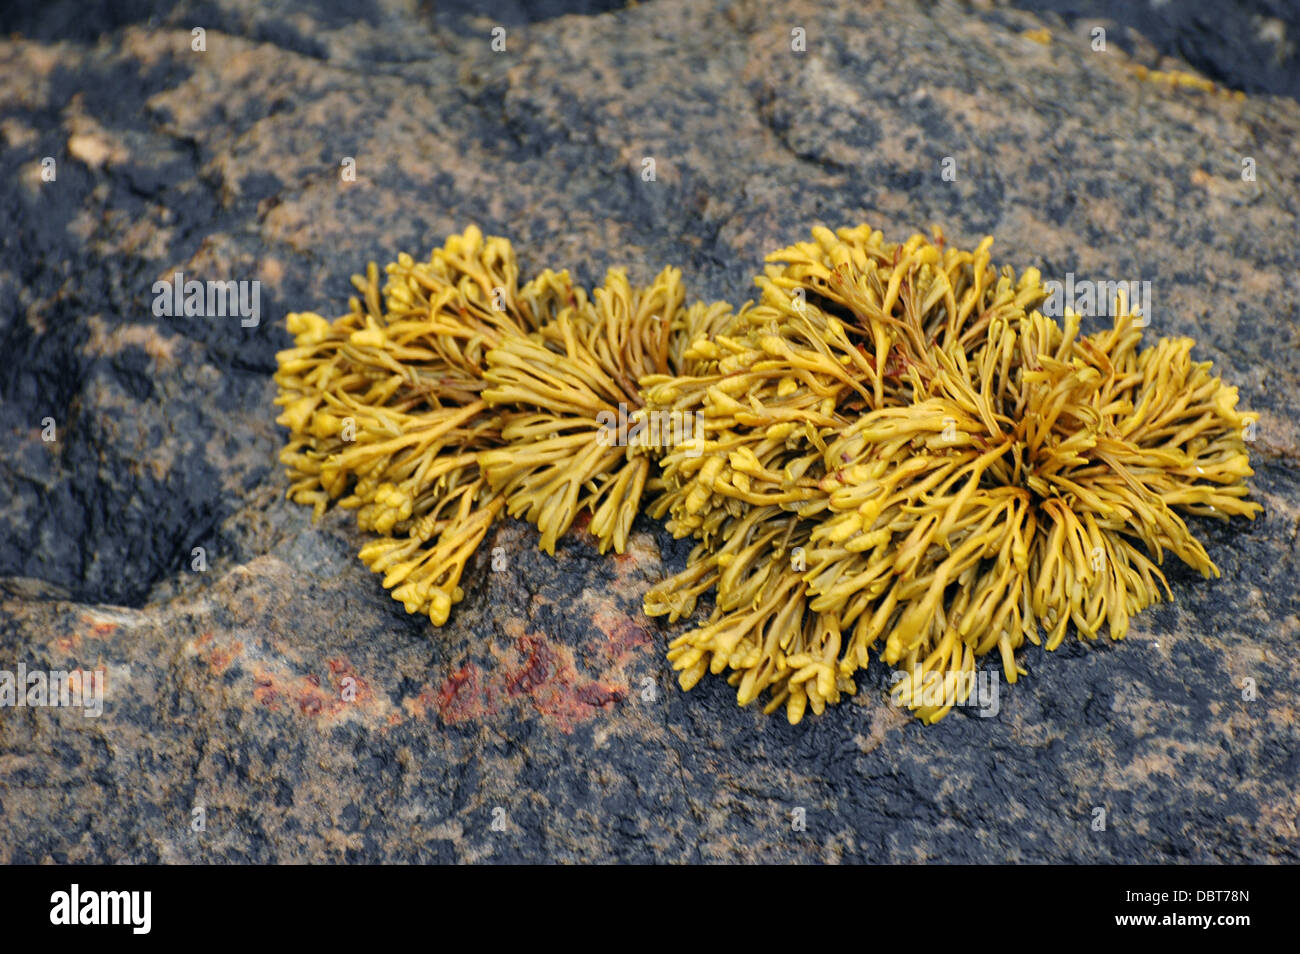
[274,227,572,623]
[643,226,1259,722]
[273,227,726,617]
[274,224,1261,724]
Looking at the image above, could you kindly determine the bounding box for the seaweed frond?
[479,267,732,554]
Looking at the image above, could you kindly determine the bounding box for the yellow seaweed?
[274,224,1261,725]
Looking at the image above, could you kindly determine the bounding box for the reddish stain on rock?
[206,640,243,676]
[249,661,371,722]
[505,636,555,697]
[433,634,625,732]
[253,675,279,711]
[57,618,122,655]
[86,619,118,638]
[189,632,243,676]
[591,612,652,668]
[574,683,623,707]
[437,664,493,723]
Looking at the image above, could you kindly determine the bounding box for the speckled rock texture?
[1,0,1297,863]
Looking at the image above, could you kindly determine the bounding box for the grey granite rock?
[0,0,1297,862]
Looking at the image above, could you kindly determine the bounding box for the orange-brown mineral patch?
[432,633,627,733]
[436,663,492,724]
[54,616,124,654]
[206,640,244,676]
[590,611,652,668]
[188,631,244,676]
[250,657,378,724]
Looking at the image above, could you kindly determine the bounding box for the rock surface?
[1,0,1297,862]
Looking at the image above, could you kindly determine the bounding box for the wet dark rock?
[1007,0,1300,100]
[1,0,1298,862]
